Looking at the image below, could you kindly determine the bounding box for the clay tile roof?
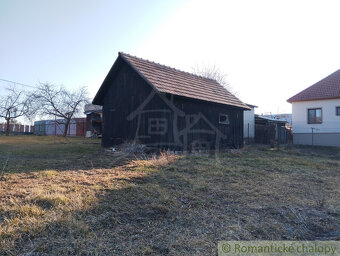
[287,69,340,103]
[119,52,249,109]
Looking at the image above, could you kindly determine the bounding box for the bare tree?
[32,82,89,137]
[0,87,31,136]
[192,65,237,95]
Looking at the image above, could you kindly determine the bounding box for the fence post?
[247,123,250,144]
[278,124,280,150]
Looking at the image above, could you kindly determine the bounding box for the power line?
[0,78,37,89]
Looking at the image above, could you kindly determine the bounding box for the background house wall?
[292,98,340,146]
[243,106,255,142]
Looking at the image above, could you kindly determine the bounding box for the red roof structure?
[287,69,340,103]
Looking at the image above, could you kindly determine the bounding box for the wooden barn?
[93,52,250,150]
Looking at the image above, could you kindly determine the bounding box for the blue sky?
[1,0,340,117]
[0,0,183,96]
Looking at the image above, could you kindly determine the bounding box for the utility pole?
[277,124,280,150]
[247,123,250,144]
[54,110,56,144]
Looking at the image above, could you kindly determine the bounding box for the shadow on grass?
[4,150,339,255]
[0,137,134,175]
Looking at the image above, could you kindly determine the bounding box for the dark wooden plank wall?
[101,60,244,149]
[102,59,154,147]
[172,95,244,148]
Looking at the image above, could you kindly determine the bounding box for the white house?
[244,104,257,143]
[287,69,340,147]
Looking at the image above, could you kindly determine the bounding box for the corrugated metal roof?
[84,104,102,114]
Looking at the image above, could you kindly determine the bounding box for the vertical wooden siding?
[101,60,244,149]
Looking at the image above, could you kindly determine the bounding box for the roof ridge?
[114,52,249,109]
[307,68,340,88]
[287,68,340,103]
[119,52,219,83]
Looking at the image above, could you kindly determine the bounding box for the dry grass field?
[0,136,339,255]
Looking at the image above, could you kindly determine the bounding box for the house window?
[219,113,230,124]
[336,107,340,116]
[307,108,322,124]
[148,118,167,135]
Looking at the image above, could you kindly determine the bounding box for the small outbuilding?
[93,52,250,150]
[84,104,103,136]
[255,115,288,145]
